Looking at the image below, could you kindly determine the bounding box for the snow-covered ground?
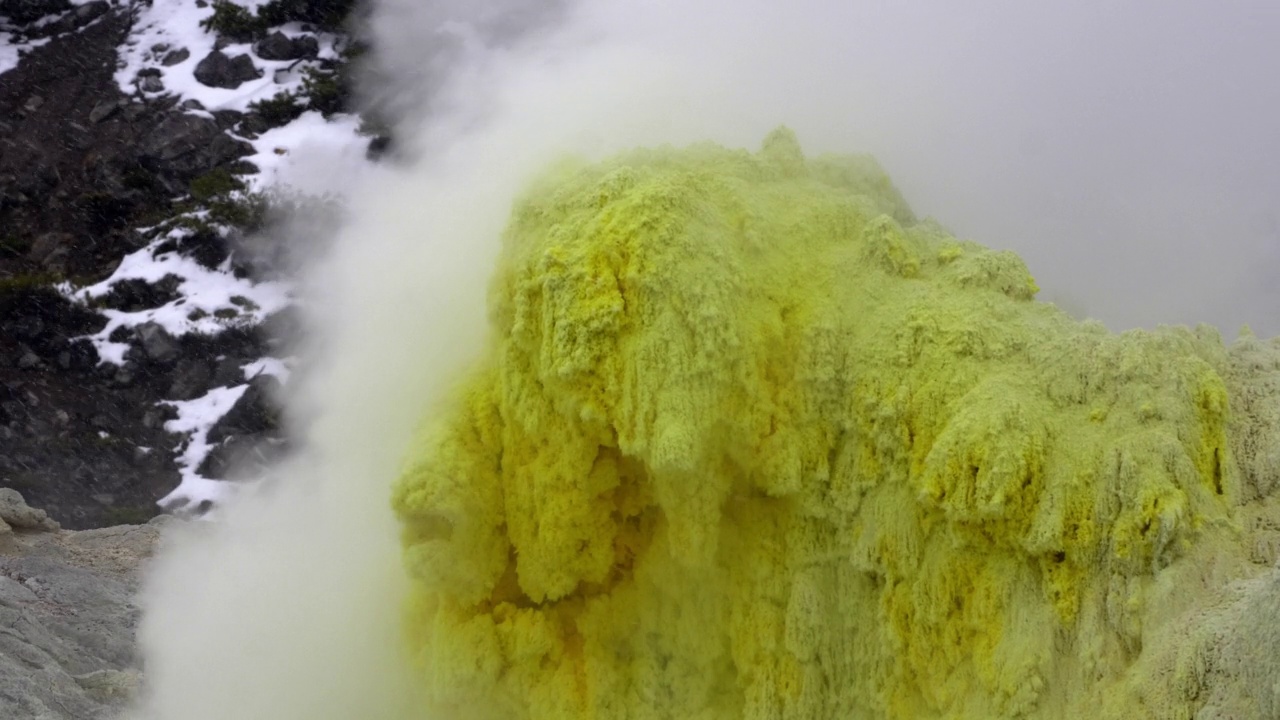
[14,0,379,514]
[0,31,48,74]
[65,226,293,365]
[0,0,100,74]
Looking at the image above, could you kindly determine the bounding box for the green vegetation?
[183,168,270,234]
[301,65,345,116]
[103,505,158,526]
[207,191,269,232]
[200,0,357,39]
[0,234,32,258]
[257,0,356,31]
[199,0,264,41]
[248,90,307,129]
[0,272,61,298]
[189,168,245,203]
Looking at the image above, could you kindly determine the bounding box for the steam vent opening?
[390,128,1280,719]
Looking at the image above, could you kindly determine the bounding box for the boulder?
[0,487,60,533]
[160,47,189,66]
[254,31,319,61]
[26,231,72,265]
[192,50,262,89]
[139,114,255,187]
[134,322,180,364]
[166,358,213,400]
[207,373,281,442]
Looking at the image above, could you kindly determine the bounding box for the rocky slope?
[1,0,371,528]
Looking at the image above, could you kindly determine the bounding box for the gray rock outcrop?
[0,490,161,718]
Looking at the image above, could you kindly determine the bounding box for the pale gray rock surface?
[0,491,160,719]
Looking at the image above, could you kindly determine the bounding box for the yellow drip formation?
[393,128,1280,719]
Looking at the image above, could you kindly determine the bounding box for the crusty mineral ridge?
[394,128,1280,719]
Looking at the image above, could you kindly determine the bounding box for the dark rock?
[207,373,280,443]
[166,358,212,400]
[72,0,107,23]
[111,358,140,387]
[160,47,189,66]
[2,288,105,359]
[211,355,246,387]
[136,67,161,78]
[64,340,97,372]
[98,275,182,313]
[366,134,392,161]
[9,313,46,343]
[173,228,229,270]
[140,404,177,430]
[26,231,72,266]
[254,31,319,61]
[0,0,69,24]
[139,114,254,188]
[139,76,164,93]
[141,114,217,160]
[238,112,271,136]
[179,98,205,111]
[210,109,243,130]
[0,11,196,530]
[198,432,286,479]
[225,159,259,175]
[16,350,42,370]
[192,50,261,89]
[87,99,118,124]
[133,322,180,364]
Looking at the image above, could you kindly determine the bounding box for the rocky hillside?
[0,0,377,528]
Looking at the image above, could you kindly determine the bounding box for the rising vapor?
[127,1,1280,718]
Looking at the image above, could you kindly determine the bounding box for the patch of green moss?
[103,505,158,526]
[0,272,61,298]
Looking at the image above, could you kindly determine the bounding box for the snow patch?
[243,356,290,382]
[115,0,314,111]
[0,33,50,75]
[64,230,291,365]
[158,384,249,513]
[241,111,373,194]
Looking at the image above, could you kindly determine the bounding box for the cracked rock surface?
[0,491,160,718]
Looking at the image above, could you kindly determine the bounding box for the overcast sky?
[365,0,1280,336]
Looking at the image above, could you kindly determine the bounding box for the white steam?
[128,1,1280,718]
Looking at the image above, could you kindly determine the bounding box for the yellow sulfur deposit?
[392,128,1280,719]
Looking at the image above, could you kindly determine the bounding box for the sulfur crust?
[392,128,1280,719]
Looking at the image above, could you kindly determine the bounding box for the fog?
[127,2,1280,718]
